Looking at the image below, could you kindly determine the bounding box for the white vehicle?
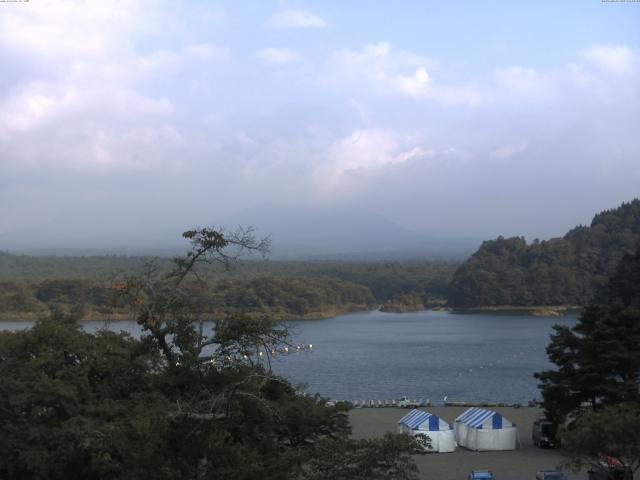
[398,396,423,408]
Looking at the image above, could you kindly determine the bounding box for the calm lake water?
[0,309,578,404]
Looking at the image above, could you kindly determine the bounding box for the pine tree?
[535,245,640,423]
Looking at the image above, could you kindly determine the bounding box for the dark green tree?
[535,244,640,424]
[302,433,419,480]
[535,304,640,423]
[0,227,418,479]
[0,309,164,479]
[608,246,640,307]
[561,404,640,480]
[449,199,640,308]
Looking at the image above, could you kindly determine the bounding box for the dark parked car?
[536,470,568,480]
[532,416,560,448]
[588,461,633,480]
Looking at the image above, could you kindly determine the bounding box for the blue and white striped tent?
[397,409,456,452]
[454,407,517,451]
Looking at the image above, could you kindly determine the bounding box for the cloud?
[329,42,430,97]
[347,98,371,124]
[490,142,528,160]
[185,44,229,61]
[0,2,638,242]
[0,89,59,137]
[494,67,545,92]
[138,49,183,72]
[393,67,431,97]
[330,128,426,172]
[328,42,485,105]
[582,44,634,75]
[492,66,557,104]
[0,1,234,176]
[266,9,326,29]
[0,0,159,65]
[328,42,638,109]
[0,1,187,175]
[311,128,433,194]
[138,44,227,73]
[255,47,300,65]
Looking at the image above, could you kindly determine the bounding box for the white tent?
[454,407,517,451]
[397,409,456,453]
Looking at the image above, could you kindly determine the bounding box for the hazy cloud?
[328,42,484,105]
[582,44,634,75]
[255,47,301,65]
[266,9,327,29]
[0,2,638,245]
[493,67,552,97]
[316,128,428,186]
[490,142,529,160]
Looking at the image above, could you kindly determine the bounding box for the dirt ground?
[349,406,587,480]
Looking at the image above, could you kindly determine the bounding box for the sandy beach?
[349,406,587,480]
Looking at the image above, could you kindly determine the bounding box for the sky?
[1,0,639,248]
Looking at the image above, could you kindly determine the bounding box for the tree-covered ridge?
[448,199,640,307]
[0,253,455,319]
[191,276,376,319]
[0,252,455,301]
[0,275,376,321]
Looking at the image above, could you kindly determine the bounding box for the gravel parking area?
[349,406,587,480]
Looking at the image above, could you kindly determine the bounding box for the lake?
[0,309,578,404]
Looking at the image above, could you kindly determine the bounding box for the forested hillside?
[0,275,375,321]
[448,199,640,307]
[0,253,455,319]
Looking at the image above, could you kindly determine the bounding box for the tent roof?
[398,409,448,431]
[455,407,512,429]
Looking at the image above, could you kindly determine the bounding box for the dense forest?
[0,253,456,319]
[0,228,420,479]
[534,244,640,476]
[448,199,640,307]
[536,242,640,423]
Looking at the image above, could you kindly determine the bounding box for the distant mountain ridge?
[448,199,640,307]
[0,205,479,260]
[221,205,481,260]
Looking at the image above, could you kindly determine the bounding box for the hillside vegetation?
[448,199,640,307]
[0,254,456,319]
[0,275,375,321]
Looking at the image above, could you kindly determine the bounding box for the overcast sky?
[1,0,639,244]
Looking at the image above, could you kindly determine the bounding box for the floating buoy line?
[199,343,314,368]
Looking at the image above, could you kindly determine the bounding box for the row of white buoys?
[278,344,314,355]
[206,343,314,366]
[339,398,528,409]
[350,398,427,408]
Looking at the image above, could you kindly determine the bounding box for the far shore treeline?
[0,255,454,320]
[1,199,639,319]
[449,199,640,308]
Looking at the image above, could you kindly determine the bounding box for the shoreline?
[451,305,582,316]
[0,303,583,322]
[0,303,378,323]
